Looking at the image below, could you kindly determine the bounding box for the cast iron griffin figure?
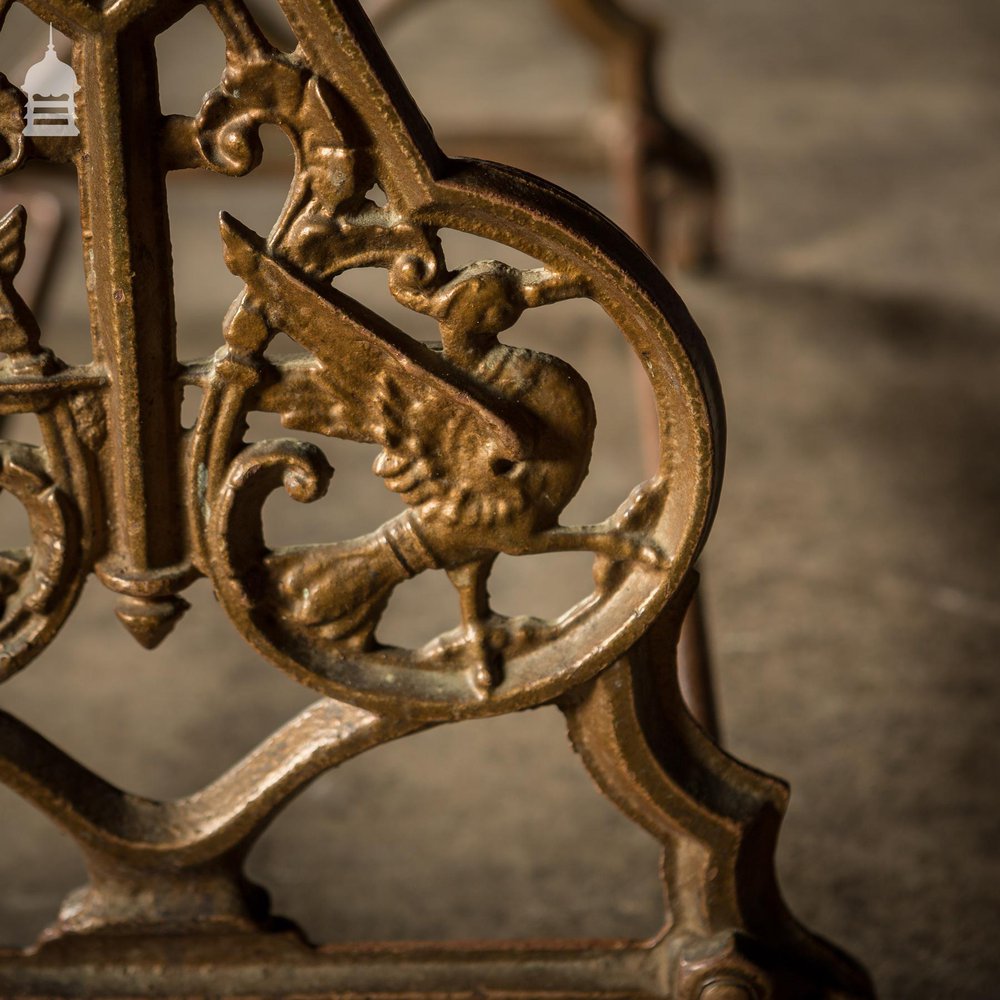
[218,214,662,689]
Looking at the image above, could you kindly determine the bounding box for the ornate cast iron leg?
[0,0,870,996]
[563,580,873,999]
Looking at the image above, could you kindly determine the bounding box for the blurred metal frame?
[365,0,720,273]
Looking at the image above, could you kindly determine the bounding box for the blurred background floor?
[0,2,998,998]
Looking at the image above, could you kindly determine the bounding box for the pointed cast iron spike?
[114,596,190,650]
[219,211,264,281]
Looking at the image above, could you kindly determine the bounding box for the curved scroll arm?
[0,201,92,680]
[0,441,82,682]
[0,698,419,868]
[0,693,422,933]
[208,436,334,572]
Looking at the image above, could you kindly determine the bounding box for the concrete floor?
[0,2,998,998]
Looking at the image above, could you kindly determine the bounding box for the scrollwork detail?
[194,0,440,280]
[0,440,82,681]
[0,202,89,680]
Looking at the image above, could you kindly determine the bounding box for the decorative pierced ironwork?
[0,0,873,996]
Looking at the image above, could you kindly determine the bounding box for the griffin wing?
[220,213,528,475]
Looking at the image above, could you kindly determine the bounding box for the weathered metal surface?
[0,0,872,996]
